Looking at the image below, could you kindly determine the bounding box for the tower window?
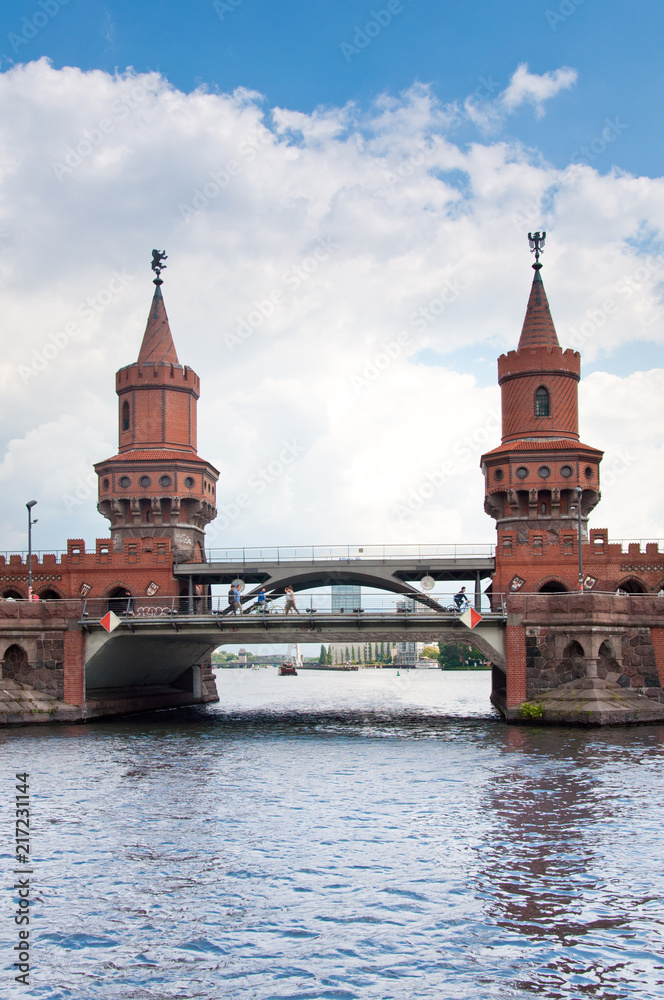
[560,465,573,478]
[122,401,130,431]
[515,466,529,480]
[535,387,550,417]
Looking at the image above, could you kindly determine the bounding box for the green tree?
[422,645,439,659]
[345,645,349,661]
[438,641,481,670]
[318,644,326,664]
[326,645,333,664]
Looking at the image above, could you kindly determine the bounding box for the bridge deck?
[80,608,508,667]
[173,555,496,591]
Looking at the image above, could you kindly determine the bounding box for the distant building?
[332,585,361,611]
[396,641,425,666]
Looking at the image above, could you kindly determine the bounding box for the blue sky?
[1,0,661,176]
[1,0,664,554]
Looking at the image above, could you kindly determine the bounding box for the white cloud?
[0,59,662,559]
[500,63,578,119]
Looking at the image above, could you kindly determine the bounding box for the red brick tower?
[481,236,603,594]
[94,259,218,561]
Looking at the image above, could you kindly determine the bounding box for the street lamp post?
[26,501,37,600]
[575,485,583,592]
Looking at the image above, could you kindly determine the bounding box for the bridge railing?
[190,543,496,565]
[78,591,505,621]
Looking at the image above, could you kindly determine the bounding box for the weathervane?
[151,249,168,284]
[528,231,546,269]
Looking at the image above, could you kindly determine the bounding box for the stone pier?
[493,592,664,725]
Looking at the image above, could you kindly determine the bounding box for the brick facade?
[483,262,661,599]
[505,623,527,708]
[94,278,218,563]
[63,629,85,706]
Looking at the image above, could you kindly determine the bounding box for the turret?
[94,252,218,561]
[481,235,603,584]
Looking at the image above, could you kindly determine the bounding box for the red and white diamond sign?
[459,607,483,629]
[100,611,121,633]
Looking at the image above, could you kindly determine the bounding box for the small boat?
[279,660,298,676]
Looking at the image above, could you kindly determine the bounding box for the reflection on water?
[1,669,663,999]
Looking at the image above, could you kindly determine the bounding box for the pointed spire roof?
[137,283,179,365]
[517,265,560,351]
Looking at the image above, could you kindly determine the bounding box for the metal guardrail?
[187,543,497,565]
[74,592,505,622]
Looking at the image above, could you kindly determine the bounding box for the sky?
[1,0,664,560]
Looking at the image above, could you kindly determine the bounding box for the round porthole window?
[538,466,551,479]
[515,467,529,480]
[584,466,593,479]
[102,478,109,490]
[184,476,195,488]
[494,468,504,482]
[119,476,130,488]
[159,475,172,488]
[139,475,151,488]
[560,465,573,479]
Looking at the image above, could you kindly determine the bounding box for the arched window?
[122,401,130,431]
[535,387,550,417]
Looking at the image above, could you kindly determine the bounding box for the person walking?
[228,583,238,615]
[256,588,267,613]
[284,585,299,615]
[234,584,244,615]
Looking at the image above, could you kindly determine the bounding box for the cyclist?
[454,587,469,611]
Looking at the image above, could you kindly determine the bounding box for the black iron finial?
[151,249,168,285]
[528,231,546,270]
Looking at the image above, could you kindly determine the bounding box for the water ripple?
[1,669,663,998]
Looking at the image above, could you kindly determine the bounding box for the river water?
[2,668,664,1000]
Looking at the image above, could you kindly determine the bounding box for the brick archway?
[617,577,647,594]
[538,578,570,593]
[1,643,28,681]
